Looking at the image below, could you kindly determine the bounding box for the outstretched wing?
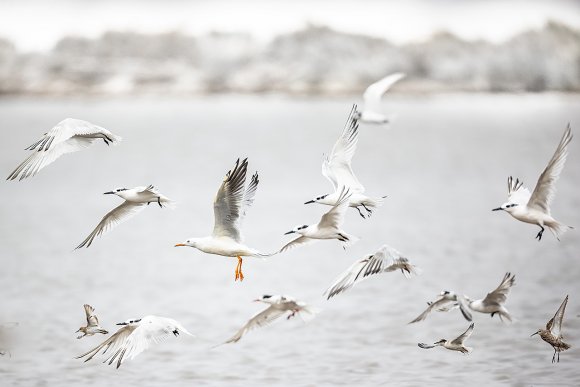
[528,124,573,213]
[451,323,474,345]
[224,306,287,344]
[506,176,531,205]
[75,325,136,368]
[84,304,100,327]
[279,236,316,254]
[418,343,437,350]
[409,295,456,324]
[481,272,515,307]
[319,187,351,229]
[212,158,248,242]
[547,295,569,339]
[241,172,259,221]
[362,73,405,114]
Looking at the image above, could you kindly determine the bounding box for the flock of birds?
[1,72,575,369]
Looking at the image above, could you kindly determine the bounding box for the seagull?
[532,295,571,363]
[492,124,573,241]
[418,323,475,354]
[305,105,386,218]
[220,294,317,345]
[409,290,471,324]
[463,272,515,322]
[76,304,109,339]
[76,315,192,369]
[324,244,420,300]
[356,72,405,124]
[76,185,174,249]
[7,118,121,181]
[280,187,358,253]
[174,158,271,281]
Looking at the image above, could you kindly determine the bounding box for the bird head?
[285,225,309,235]
[75,327,86,334]
[492,202,519,213]
[304,194,329,205]
[254,294,276,304]
[175,238,199,248]
[116,318,141,326]
[104,187,129,197]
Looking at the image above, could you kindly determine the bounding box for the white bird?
[463,272,515,322]
[220,294,317,345]
[418,323,475,354]
[281,187,358,253]
[76,315,192,369]
[305,105,386,218]
[492,124,573,241]
[356,72,405,124]
[324,244,420,300]
[76,185,174,249]
[409,290,471,324]
[76,304,109,339]
[7,118,121,181]
[531,295,571,363]
[174,158,271,281]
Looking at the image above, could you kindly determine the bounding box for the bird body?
[464,272,515,322]
[418,323,475,354]
[532,295,571,363]
[76,304,108,339]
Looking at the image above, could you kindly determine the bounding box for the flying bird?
[356,72,405,124]
[281,187,358,253]
[76,185,174,249]
[418,322,475,354]
[305,105,386,218]
[463,272,515,322]
[175,158,271,281]
[492,124,573,241]
[7,118,121,181]
[532,295,571,363]
[220,295,317,345]
[324,244,419,300]
[76,304,109,339]
[409,290,471,324]
[76,315,192,369]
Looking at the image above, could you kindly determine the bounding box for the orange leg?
[234,256,244,281]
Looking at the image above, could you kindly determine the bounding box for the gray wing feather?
[451,323,474,345]
[548,295,569,338]
[224,306,287,344]
[212,158,248,241]
[481,272,515,307]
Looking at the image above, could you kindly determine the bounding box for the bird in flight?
[531,295,571,363]
[463,272,515,322]
[418,322,475,354]
[76,304,109,339]
[356,72,405,124]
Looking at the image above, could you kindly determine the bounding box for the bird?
[174,158,271,281]
[463,272,515,322]
[409,290,471,323]
[76,185,174,249]
[0,322,19,357]
[76,304,109,339]
[305,104,386,218]
[75,315,192,369]
[356,72,405,124]
[418,322,475,354]
[324,244,420,300]
[7,118,121,181]
[280,187,358,253]
[531,295,571,363]
[492,124,573,241]
[220,294,317,345]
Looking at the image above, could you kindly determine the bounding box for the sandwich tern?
[409,290,471,323]
[76,315,192,369]
[76,304,109,339]
[7,118,121,181]
[220,294,317,345]
[531,295,571,363]
[492,124,573,240]
[418,322,475,354]
[305,105,386,218]
[356,73,405,124]
[76,185,173,249]
[175,158,271,281]
[463,272,515,322]
[324,244,420,300]
[281,187,358,253]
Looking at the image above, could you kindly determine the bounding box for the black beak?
[304,200,315,204]
[116,322,127,326]
[284,230,295,235]
[492,207,503,211]
[104,191,115,195]
[530,331,539,337]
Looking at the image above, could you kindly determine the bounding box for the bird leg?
[157,197,162,208]
[234,256,244,281]
[552,349,557,363]
[147,202,150,205]
[536,226,545,241]
[362,204,373,217]
[355,206,366,219]
[287,310,297,320]
[557,350,560,363]
[491,312,496,318]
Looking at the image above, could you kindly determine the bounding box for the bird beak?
[116,322,127,326]
[492,207,503,211]
[284,230,295,235]
[304,200,315,204]
[75,328,81,333]
[103,191,115,195]
[530,331,539,337]
[174,243,186,247]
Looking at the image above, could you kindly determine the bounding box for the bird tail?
[365,195,387,209]
[161,198,177,209]
[548,222,573,241]
[498,309,513,323]
[109,133,123,145]
[297,304,320,322]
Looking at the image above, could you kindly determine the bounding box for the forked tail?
[549,222,574,241]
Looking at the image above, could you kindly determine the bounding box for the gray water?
[0,94,579,386]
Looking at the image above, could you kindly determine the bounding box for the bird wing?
[528,124,573,213]
[212,158,248,242]
[319,187,351,229]
[506,176,531,205]
[75,324,137,368]
[76,201,147,249]
[322,105,365,193]
[418,343,437,349]
[83,304,100,327]
[362,72,405,114]
[279,236,316,254]
[451,323,475,345]
[547,295,569,339]
[481,272,515,307]
[241,172,259,221]
[409,296,456,324]
[224,305,287,344]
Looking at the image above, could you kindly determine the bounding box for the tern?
[409,290,471,324]
[305,105,386,218]
[175,158,271,281]
[463,272,515,322]
[281,187,358,253]
[492,124,573,241]
[220,295,317,345]
[76,315,192,369]
[7,118,121,181]
[356,72,405,124]
[76,304,109,339]
[76,185,174,249]
[532,295,571,363]
[324,244,420,300]
[418,322,475,354]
